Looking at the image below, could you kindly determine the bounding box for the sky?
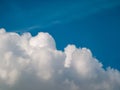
[0,0,120,90]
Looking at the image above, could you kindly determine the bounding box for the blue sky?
[0,0,120,70]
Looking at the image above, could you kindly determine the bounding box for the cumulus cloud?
[0,28,120,90]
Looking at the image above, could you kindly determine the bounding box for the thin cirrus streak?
[55,0,120,23]
[12,21,61,33]
[31,0,120,26]
[4,0,120,33]
[28,0,120,31]
[0,28,120,90]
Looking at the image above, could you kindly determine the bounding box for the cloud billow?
[0,28,120,90]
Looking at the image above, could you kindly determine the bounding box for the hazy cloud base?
[0,28,120,90]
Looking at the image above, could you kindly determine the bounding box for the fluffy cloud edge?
[0,28,120,90]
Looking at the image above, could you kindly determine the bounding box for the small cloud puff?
[0,28,120,90]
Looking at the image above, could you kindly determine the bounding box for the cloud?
[61,0,120,23]
[0,28,120,90]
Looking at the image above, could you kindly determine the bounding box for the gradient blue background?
[0,0,120,70]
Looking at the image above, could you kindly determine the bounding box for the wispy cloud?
[57,0,120,23]
[14,20,61,33]
[24,0,120,30]
[4,0,120,33]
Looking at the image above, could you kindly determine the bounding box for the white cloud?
[29,32,56,49]
[0,28,120,90]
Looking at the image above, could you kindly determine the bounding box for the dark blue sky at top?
[0,0,120,70]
